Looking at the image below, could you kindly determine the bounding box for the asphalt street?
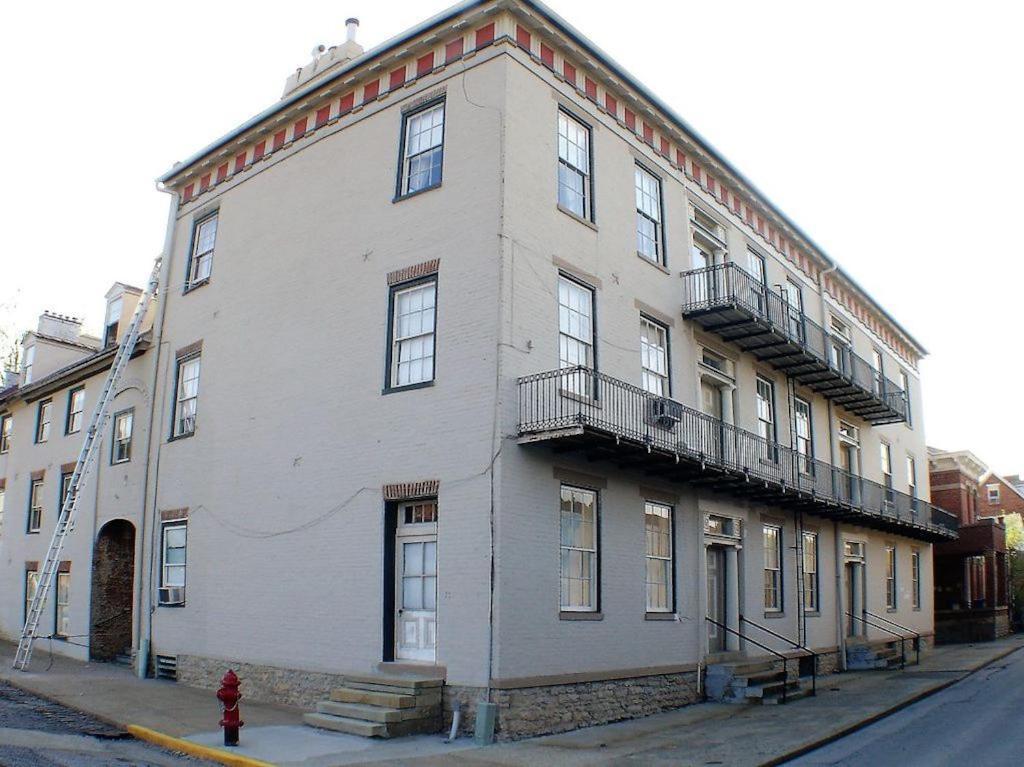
[786,645,1024,766]
[0,681,207,767]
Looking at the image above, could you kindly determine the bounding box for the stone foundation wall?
[175,654,347,710]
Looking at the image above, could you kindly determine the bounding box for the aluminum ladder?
[13,256,162,671]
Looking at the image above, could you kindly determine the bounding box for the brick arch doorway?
[90,519,135,661]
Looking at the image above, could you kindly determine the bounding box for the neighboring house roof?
[979,471,1024,502]
[157,0,927,358]
[927,447,989,480]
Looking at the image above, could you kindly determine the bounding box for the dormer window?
[104,298,122,348]
[22,345,35,385]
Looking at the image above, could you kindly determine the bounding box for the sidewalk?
[1,635,1021,767]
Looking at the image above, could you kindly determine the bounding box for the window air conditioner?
[158,586,185,606]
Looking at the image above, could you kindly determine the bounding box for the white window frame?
[559,485,598,612]
[557,109,592,220]
[104,297,123,346]
[36,399,51,443]
[640,316,669,396]
[28,478,43,533]
[399,101,445,196]
[900,370,912,426]
[55,572,70,639]
[986,484,1000,503]
[885,545,897,609]
[0,486,5,538]
[173,355,201,438]
[0,413,11,453]
[558,276,595,396]
[756,376,777,446]
[24,569,39,625]
[690,205,727,269]
[187,212,218,288]
[389,280,438,389]
[112,409,133,464]
[829,316,850,372]
[66,387,85,434]
[747,249,768,314]
[785,279,804,339]
[907,455,917,498]
[161,522,187,591]
[872,348,885,396]
[644,502,673,613]
[22,345,35,385]
[880,441,893,493]
[634,164,663,264]
[802,531,819,612]
[794,396,813,474]
[911,549,921,609]
[763,524,783,612]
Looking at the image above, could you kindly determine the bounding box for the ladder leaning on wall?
[13,256,162,671]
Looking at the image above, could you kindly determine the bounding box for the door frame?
[382,499,438,664]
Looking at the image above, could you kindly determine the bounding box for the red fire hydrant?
[217,669,244,746]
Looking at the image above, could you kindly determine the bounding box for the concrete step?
[343,673,444,693]
[330,687,418,709]
[317,700,440,723]
[761,683,814,706]
[726,660,776,676]
[732,669,786,687]
[303,712,387,738]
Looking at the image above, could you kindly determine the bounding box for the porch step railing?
[740,615,817,696]
[705,616,794,704]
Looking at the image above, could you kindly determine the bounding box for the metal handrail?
[517,367,960,539]
[740,615,817,696]
[846,611,910,669]
[863,609,921,666]
[705,615,793,704]
[681,263,909,420]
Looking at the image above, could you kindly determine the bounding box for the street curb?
[0,674,129,735]
[127,725,277,767]
[759,642,1024,766]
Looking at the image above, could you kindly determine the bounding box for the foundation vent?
[154,654,178,681]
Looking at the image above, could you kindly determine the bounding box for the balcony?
[518,368,957,542]
[681,264,908,425]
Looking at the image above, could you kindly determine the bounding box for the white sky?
[1,1,1021,474]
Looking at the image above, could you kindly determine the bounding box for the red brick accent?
[383,480,439,501]
[563,61,576,85]
[692,163,702,185]
[253,140,266,162]
[417,53,434,77]
[642,123,654,145]
[363,79,379,103]
[605,93,618,116]
[160,508,189,522]
[624,109,635,131]
[272,129,286,151]
[516,25,531,50]
[675,149,686,167]
[339,93,354,115]
[183,183,194,202]
[58,561,71,573]
[584,77,597,101]
[390,66,406,91]
[475,23,495,49]
[387,259,440,286]
[30,469,45,481]
[708,177,717,195]
[540,43,554,69]
[216,163,228,183]
[445,38,464,63]
[61,462,76,474]
[175,340,202,360]
[315,106,330,128]
[234,152,247,173]
[293,117,307,139]
[25,561,39,571]
[659,138,669,157]
[199,174,210,192]
[0,478,6,491]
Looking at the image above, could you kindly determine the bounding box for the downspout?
[136,185,179,678]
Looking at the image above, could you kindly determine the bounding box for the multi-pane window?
[829,317,850,372]
[36,399,52,443]
[25,569,39,625]
[785,279,804,340]
[0,487,5,538]
[559,485,597,611]
[747,250,768,314]
[161,523,187,589]
[802,531,819,611]
[173,356,201,437]
[872,348,884,396]
[756,376,776,446]
[557,110,591,220]
[0,413,11,453]
[640,317,669,396]
[900,370,912,426]
[880,442,894,505]
[558,276,594,396]
[911,549,921,609]
[987,484,1000,503]
[55,572,70,638]
[28,478,43,533]
[907,455,918,510]
[885,545,897,608]
[400,101,445,196]
[794,397,813,474]
[59,472,73,518]
[66,387,85,434]
[644,502,673,613]
[390,281,437,388]
[403,501,438,525]
[764,524,782,611]
[103,297,122,347]
[634,165,663,263]
[187,213,218,288]
[112,409,133,464]
[23,345,35,385]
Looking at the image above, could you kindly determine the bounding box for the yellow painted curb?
[127,724,277,767]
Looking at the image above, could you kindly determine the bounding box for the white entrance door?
[395,502,438,662]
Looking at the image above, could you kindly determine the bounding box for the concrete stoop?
[303,672,444,738]
[846,639,914,670]
[705,659,813,705]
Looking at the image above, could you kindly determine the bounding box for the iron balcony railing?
[680,263,909,424]
[518,367,958,540]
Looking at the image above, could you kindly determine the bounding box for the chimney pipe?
[346,18,359,43]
